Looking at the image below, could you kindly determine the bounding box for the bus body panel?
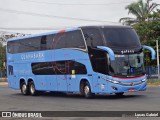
[6,26,155,96]
[7,49,93,93]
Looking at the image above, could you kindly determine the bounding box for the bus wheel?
[20,82,29,95]
[115,92,124,96]
[83,82,95,99]
[29,81,37,96]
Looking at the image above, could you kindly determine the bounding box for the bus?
[6,25,156,98]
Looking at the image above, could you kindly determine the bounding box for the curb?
[0,82,8,85]
[148,84,160,87]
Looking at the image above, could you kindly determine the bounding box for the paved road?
[0,84,160,120]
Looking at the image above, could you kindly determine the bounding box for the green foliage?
[148,79,160,85]
[120,0,159,25]
[133,10,160,66]
[0,43,6,71]
[126,0,148,21]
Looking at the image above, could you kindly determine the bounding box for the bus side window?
[32,62,56,75]
[68,61,87,74]
[66,30,86,49]
[19,37,41,53]
[53,32,66,49]
[82,28,103,47]
[74,62,87,74]
[41,36,47,50]
[8,41,21,54]
[46,35,54,50]
[54,61,66,74]
[8,65,14,75]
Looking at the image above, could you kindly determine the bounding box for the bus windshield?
[109,52,145,77]
[103,28,141,48]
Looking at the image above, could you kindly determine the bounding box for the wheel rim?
[84,85,90,95]
[30,84,35,94]
[22,84,26,94]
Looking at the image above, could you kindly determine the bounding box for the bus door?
[67,60,87,92]
[55,61,68,92]
[67,69,76,92]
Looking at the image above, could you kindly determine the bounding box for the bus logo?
[2,112,11,117]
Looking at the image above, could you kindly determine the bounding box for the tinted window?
[32,62,55,75]
[46,34,54,50]
[103,28,141,48]
[53,32,66,49]
[52,30,86,49]
[88,48,109,75]
[54,61,87,74]
[66,30,86,49]
[40,36,47,50]
[8,65,14,75]
[54,61,66,74]
[73,61,87,74]
[31,60,87,75]
[19,37,41,52]
[82,28,103,47]
[7,37,41,53]
[7,30,86,54]
[7,42,20,53]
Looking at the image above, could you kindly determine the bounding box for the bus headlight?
[141,78,147,82]
[112,80,119,84]
[101,77,120,84]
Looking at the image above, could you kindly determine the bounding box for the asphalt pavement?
[0,84,160,120]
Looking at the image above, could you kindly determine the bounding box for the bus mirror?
[97,46,115,61]
[142,45,156,60]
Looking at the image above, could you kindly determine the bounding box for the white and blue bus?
[6,25,156,98]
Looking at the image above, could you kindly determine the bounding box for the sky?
[0,0,160,34]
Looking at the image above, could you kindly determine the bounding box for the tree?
[0,43,6,71]
[133,9,160,65]
[119,0,159,25]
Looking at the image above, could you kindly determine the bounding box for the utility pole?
[156,40,160,79]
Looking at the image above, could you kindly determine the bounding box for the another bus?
[6,25,156,98]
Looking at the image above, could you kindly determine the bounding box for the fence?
[145,66,160,79]
[0,70,6,78]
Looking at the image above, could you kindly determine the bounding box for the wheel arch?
[19,78,26,89]
[27,77,37,89]
[27,78,33,84]
[79,77,92,94]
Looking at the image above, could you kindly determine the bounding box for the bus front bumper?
[96,76,147,94]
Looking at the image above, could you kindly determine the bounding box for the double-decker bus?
[6,25,156,98]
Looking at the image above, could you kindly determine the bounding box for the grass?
[148,79,160,85]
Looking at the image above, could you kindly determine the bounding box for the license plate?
[128,88,135,92]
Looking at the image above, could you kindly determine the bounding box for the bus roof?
[80,25,132,29]
[7,25,132,42]
[7,27,80,42]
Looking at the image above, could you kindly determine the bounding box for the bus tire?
[83,82,95,99]
[29,81,37,96]
[20,81,29,95]
[115,92,124,96]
